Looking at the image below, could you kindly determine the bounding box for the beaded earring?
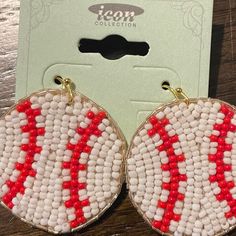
[0,76,127,234]
[126,85,236,236]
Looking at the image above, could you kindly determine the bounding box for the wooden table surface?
[0,0,236,235]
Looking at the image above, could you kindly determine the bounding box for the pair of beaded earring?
[0,76,235,236]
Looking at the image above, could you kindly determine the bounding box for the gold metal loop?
[55,76,75,105]
[162,84,190,105]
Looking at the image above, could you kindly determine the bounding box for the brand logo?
[89,3,144,28]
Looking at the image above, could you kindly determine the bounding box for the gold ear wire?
[162,84,190,105]
[55,76,75,105]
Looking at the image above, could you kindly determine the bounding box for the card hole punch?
[79,35,150,60]
[162,81,171,90]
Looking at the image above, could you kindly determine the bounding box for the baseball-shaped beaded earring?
[127,84,236,236]
[0,76,127,234]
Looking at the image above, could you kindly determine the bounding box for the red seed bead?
[225,194,233,201]
[170,169,179,176]
[161,164,169,171]
[218,181,227,188]
[76,209,83,217]
[225,212,233,219]
[74,201,81,209]
[149,116,158,125]
[208,155,216,162]
[158,201,167,208]
[168,197,176,204]
[87,111,95,119]
[171,183,179,190]
[169,162,177,169]
[71,180,78,188]
[71,195,78,203]
[216,194,224,201]
[210,135,218,142]
[67,143,75,150]
[225,145,232,151]
[166,203,174,211]
[216,152,224,159]
[232,206,236,214]
[65,200,73,208]
[89,123,97,131]
[167,148,174,156]
[81,199,89,207]
[20,187,25,194]
[158,145,165,152]
[222,188,228,195]
[221,105,229,114]
[162,183,170,190]
[84,146,91,153]
[7,202,14,209]
[63,181,71,189]
[229,200,235,208]
[29,129,37,136]
[171,176,179,183]
[229,124,236,132]
[169,191,178,198]
[70,220,79,228]
[81,135,89,143]
[220,130,227,137]
[161,118,169,126]
[2,195,11,204]
[78,216,86,224]
[21,144,29,151]
[77,127,85,135]
[70,188,78,195]
[152,220,162,229]
[217,145,224,152]
[71,172,78,179]
[29,170,36,177]
[169,155,176,163]
[164,141,172,149]
[179,174,187,181]
[148,129,156,137]
[214,124,221,130]
[209,175,217,183]
[160,225,168,233]
[71,165,79,172]
[216,166,224,173]
[28,143,36,150]
[224,117,231,124]
[94,129,102,137]
[15,163,24,171]
[16,104,25,112]
[28,122,36,129]
[216,159,223,166]
[21,125,29,132]
[228,181,235,189]
[78,183,86,189]
[72,151,81,159]
[62,162,71,169]
[92,117,101,125]
[162,135,169,142]
[25,109,33,116]
[162,218,170,226]
[98,111,106,119]
[177,193,185,201]
[37,128,45,135]
[33,108,41,116]
[171,135,179,143]
[218,138,225,145]
[159,128,166,136]
[222,124,229,130]
[217,174,224,181]
[154,123,162,130]
[224,164,232,171]
[173,214,181,221]
[6,180,14,188]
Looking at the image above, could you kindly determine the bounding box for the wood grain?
[0,0,236,235]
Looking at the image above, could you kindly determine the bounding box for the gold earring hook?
[162,84,190,105]
[55,76,75,105]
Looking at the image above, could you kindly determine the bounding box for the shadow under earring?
[127,85,236,236]
[0,76,127,234]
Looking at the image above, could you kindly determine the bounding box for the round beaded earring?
[0,76,127,234]
[126,85,236,236]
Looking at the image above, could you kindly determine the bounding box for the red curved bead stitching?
[209,104,236,218]
[2,100,44,209]
[148,116,187,233]
[62,110,106,229]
